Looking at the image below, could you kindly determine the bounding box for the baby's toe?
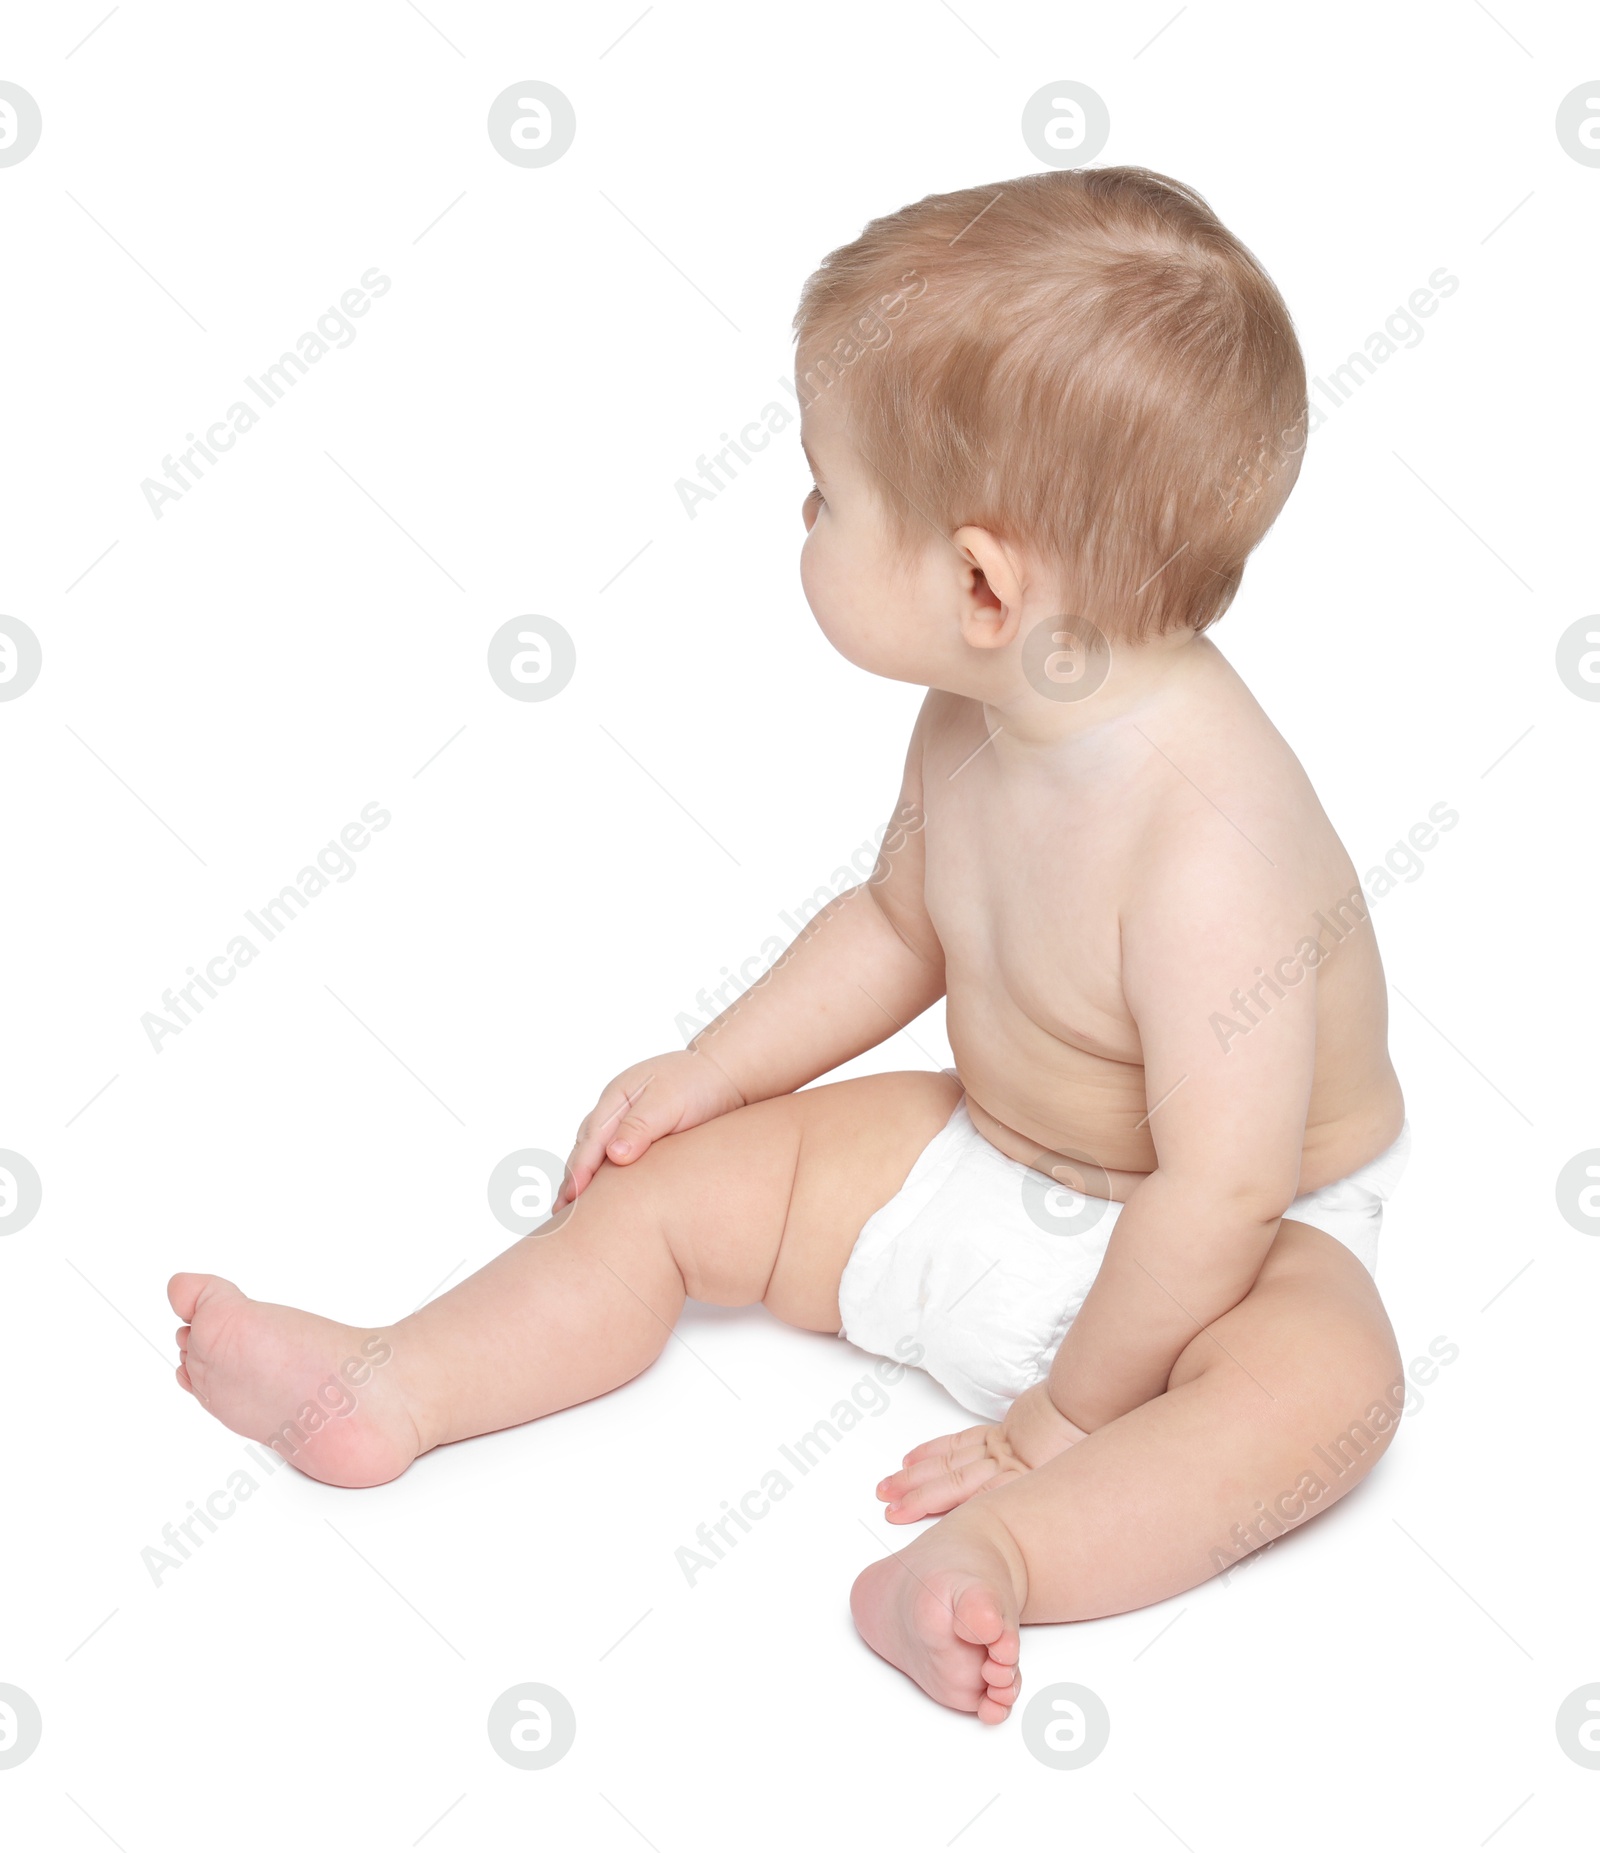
[976,1687,1016,1724]
[981,1652,1018,1690]
[983,1625,1020,1670]
[167,1272,210,1321]
[952,1582,1008,1650]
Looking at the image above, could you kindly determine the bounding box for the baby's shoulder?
[1129,723,1341,940]
[909,687,988,764]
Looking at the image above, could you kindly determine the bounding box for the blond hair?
[792,167,1308,642]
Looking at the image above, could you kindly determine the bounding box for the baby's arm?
[563,698,946,1196]
[687,707,944,1105]
[876,841,1319,1523]
[1043,839,1317,1431]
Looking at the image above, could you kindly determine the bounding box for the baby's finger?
[563,1094,635,1199]
[561,1140,600,1202]
[602,1091,671,1166]
[567,1077,664,1198]
[876,1437,989,1503]
[881,1452,1002,1522]
[900,1423,992,1467]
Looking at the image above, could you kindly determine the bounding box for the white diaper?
[837,1093,1412,1422]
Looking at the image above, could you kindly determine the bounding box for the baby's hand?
[562,1049,746,1201]
[875,1383,1089,1523]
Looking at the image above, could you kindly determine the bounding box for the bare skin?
[169,388,1407,1724]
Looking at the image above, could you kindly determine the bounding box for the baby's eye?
[807,485,825,506]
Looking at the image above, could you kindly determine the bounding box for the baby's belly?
[962,1093,1155,1201]
[948,1017,1405,1202]
[947,1015,1158,1201]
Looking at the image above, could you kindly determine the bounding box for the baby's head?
[793,167,1307,693]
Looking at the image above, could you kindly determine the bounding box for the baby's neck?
[971,624,1214,750]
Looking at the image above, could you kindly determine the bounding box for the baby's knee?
[1264,1329,1407,1490]
[579,1139,675,1214]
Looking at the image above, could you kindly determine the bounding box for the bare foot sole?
[850,1521,1023,1723]
[167,1272,421,1488]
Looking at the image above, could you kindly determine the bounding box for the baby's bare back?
[898,639,1404,1198]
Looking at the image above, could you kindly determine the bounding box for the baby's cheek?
[799,536,833,621]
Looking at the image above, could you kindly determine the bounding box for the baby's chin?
[808,610,934,686]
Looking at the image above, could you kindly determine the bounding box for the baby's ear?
[953,525,1027,604]
[955,598,1018,652]
[952,525,1026,648]
[967,562,1003,613]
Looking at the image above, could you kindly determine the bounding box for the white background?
[1,0,1595,1844]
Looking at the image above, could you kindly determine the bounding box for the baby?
[168,166,1412,1723]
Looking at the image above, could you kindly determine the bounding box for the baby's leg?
[852,1219,1403,1715]
[168,1069,961,1488]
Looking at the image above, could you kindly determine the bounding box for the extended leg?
[168,1070,960,1486]
[851,1219,1404,1717]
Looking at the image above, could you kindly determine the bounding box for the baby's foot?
[167,1273,422,1488]
[850,1520,1022,1723]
